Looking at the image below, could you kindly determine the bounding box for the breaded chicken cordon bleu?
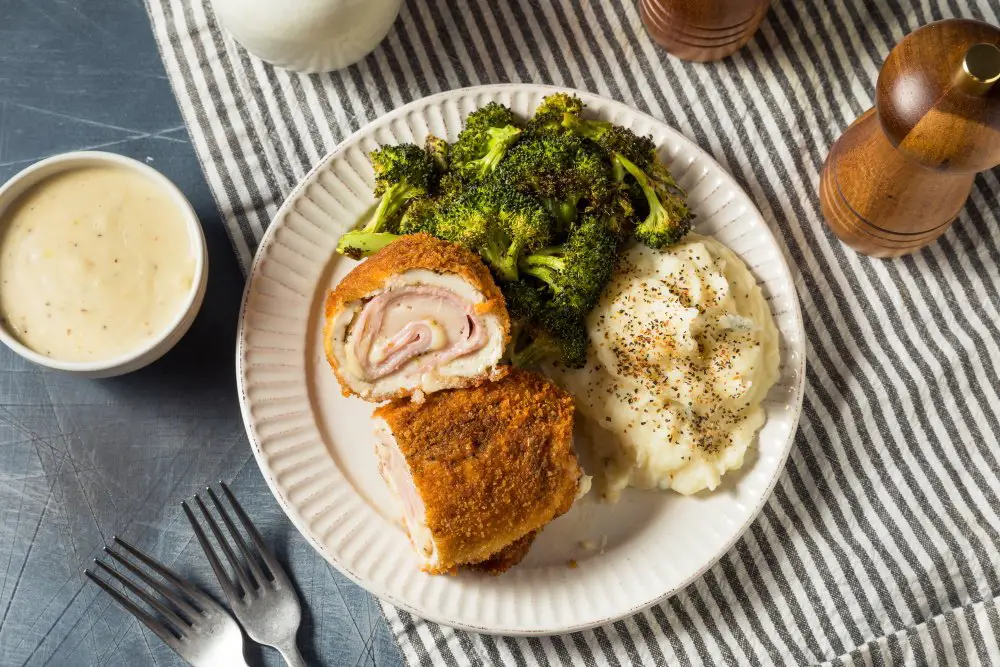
[373,368,582,574]
[324,234,510,402]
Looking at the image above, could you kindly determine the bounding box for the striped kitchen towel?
[145,0,1000,664]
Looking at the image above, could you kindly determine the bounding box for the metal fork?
[184,482,306,667]
[85,537,249,667]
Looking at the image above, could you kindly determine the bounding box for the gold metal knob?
[959,42,1000,95]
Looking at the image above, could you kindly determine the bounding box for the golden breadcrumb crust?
[465,530,538,575]
[374,369,580,574]
[323,233,511,401]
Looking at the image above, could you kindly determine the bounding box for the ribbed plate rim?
[236,83,806,635]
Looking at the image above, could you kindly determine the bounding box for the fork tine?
[86,568,179,649]
[219,482,286,581]
[112,537,214,608]
[104,543,201,620]
[207,486,268,586]
[183,499,242,602]
[94,559,190,632]
[195,493,258,595]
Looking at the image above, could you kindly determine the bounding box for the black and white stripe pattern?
[146,0,1000,663]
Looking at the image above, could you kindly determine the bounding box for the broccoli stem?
[367,181,423,233]
[615,153,691,249]
[542,196,581,230]
[613,154,657,210]
[614,153,669,230]
[479,229,520,281]
[518,249,566,293]
[336,231,400,259]
[611,159,626,182]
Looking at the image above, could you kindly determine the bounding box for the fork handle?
[276,641,308,667]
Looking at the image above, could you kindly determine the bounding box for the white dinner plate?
[236,84,805,635]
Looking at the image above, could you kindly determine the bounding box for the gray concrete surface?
[0,1,404,665]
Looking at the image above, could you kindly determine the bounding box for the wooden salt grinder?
[639,0,771,62]
[819,19,1000,258]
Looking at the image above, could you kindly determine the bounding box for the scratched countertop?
[0,2,403,665]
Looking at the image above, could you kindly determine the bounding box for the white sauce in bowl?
[0,166,196,362]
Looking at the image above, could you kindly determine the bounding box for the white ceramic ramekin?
[0,151,208,378]
[208,0,403,73]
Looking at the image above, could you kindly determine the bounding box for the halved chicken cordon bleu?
[466,531,538,575]
[372,368,581,574]
[324,234,510,402]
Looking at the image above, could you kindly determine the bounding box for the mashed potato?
[547,234,779,499]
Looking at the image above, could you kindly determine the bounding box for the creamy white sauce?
[0,166,195,362]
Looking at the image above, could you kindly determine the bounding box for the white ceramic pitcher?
[209,0,403,73]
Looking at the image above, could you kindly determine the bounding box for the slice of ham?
[373,420,438,565]
[349,285,487,381]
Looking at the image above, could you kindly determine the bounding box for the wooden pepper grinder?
[639,0,771,62]
[819,19,1000,258]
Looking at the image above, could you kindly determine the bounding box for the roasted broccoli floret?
[614,153,693,249]
[518,214,617,314]
[497,133,612,230]
[368,144,436,203]
[502,278,545,321]
[450,103,523,181]
[337,232,400,260]
[430,181,553,281]
[526,93,584,136]
[341,99,693,301]
[562,114,657,168]
[337,144,436,255]
[559,113,610,141]
[601,127,658,170]
[397,196,442,236]
[512,319,588,369]
[502,281,589,369]
[465,101,516,130]
[436,171,466,201]
[432,204,512,278]
[597,182,637,243]
[425,134,450,173]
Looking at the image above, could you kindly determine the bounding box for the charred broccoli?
[596,182,637,243]
[429,181,553,281]
[526,92,584,136]
[562,114,657,168]
[497,133,612,229]
[342,97,696,364]
[562,118,662,222]
[502,278,546,321]
[511,318,588,369]
[337,144,436,256]
[503,281,589,369]
[425,134,449,173]
[397,196,442,236]
[451,103,523,181]
[614,153,692,249]
[518,214,617,314]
